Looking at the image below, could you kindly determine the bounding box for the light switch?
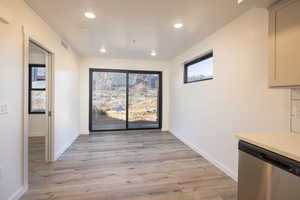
[0,104,8,115]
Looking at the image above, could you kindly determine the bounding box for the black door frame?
[89,68,163,132]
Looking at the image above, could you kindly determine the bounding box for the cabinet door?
[269,0,300,87]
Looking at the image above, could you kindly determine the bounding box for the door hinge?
[48,111,52,117]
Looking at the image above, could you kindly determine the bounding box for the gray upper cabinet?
[269,0,300,87]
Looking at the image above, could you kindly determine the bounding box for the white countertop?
[236,133,300,162]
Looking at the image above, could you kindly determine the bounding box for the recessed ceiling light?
[99,47,107,53]
[84,12,96,19]
[150,50,157,56]
[237,0,244,4]
[174,23,183,29]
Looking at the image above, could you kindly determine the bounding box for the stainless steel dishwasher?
[238,141,300,200]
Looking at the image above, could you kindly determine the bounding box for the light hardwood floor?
[23,131,237,200]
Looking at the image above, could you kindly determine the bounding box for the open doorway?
[27,40,54,184]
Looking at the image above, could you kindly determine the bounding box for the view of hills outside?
[31,91,46,112]
[128,73,159,129]
[92,72,127,130]
[187,57,213,82]
[91,71,159,130]
[31,67,46,112]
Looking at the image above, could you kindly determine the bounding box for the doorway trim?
[89,68,163,132]
[22,27,55,190]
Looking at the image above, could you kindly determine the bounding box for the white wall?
[79,57,170,134]
[29,52,46,65]
[29,115,48,137]
[170,8,290,180]
[0,0,80,199]
[0,6,24,200]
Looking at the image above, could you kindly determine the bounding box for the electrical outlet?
[292,89,300,100]
[0,104,8,115]
[292,101,300,119]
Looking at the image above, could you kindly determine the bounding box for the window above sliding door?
[89,69,162,132]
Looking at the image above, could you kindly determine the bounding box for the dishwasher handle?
[259,152,294,173]
[239,141,300,177]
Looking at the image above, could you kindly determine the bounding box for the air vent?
[0,17,9,24]
[61,40,69,50]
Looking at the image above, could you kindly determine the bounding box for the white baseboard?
[54,134,79,161]
[80,129,169,134]
[80,129,90,135]
[8,186,27,200]
[170,130,238,182]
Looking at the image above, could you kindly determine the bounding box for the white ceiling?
[25,0,276,60]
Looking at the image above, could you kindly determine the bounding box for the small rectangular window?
[29,64,46,114]
[184,52,213,84]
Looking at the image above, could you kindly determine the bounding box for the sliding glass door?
[128,73,160,129]
[89,69,162,131]
[90,71,127,131]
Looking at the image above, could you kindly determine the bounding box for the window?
[184,52,213,83]
[29,64,46,114]
[89,69,162,131]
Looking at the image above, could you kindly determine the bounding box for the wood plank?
[22,131,237,200]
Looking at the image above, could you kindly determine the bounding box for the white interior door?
[25,38,54,162]
[27,40,54,162]
[45,49,54,162]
